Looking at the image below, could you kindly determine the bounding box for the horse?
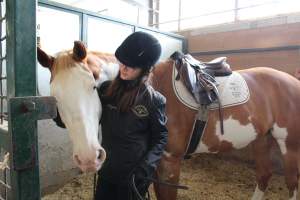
[151,59,300,200]
[37,41,119,172]
[37,41,300,200]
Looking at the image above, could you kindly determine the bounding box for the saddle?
[184,54,232,77]
[170,51,232,106]
[170,51,231,157]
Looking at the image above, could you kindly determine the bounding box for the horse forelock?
[52,50,81,75]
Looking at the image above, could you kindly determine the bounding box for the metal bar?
[0,0,3,126]
[177,0,181,32]
[155,0,159,29]
[234,0,238,21]
[81,14,88,45]
[190,45,300,56]
[148,0,153,27]
[6,0,41,199]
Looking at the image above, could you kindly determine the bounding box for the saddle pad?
[172,64,250,110]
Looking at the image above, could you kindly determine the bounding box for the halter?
[53,108,66,128]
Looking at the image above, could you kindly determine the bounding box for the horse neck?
[150,60,174,92]
[91,52,119,81]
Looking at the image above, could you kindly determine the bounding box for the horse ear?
[73,41,87,61]
[37,47,54,69]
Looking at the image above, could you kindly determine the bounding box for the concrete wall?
[178,13,300,77]
[38,120,81,195]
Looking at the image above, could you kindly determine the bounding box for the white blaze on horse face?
[272,123,288,155]
[51,64,105,172]
[216,116,257,149]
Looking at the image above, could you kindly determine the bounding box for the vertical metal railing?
[0,0,9,199]
[6,0,56,199]
[0,0,6,123]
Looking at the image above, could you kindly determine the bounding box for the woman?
[95,32,168,200]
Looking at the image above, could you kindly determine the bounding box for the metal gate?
[0,1,56,199]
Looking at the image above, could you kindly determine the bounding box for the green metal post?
[6,0,40,199]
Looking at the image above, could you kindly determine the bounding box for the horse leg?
[251,133,273,200]
[154,153,182,200]
[281,149,299,200]
[273,128,299,200]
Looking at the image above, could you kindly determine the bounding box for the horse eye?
[93,86,97,90]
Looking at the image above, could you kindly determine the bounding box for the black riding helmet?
[115,31,162,70]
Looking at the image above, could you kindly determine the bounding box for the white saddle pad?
[172,64,250,110]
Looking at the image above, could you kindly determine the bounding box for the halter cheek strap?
[53,109,66,129]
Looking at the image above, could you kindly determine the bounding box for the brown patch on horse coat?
[45,49,116,82]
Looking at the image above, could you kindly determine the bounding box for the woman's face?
[119,63,142,80]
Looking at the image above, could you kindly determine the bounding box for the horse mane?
[90,51,117,63]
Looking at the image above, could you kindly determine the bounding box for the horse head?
[37,41,118,172]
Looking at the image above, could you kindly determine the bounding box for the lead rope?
[131,175,147,200]
[93,173,97,199]
[93,124,101,199]
[131,175,189,200]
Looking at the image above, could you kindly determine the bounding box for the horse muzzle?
[74,148,106,172]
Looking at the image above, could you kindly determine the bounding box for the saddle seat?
[184,54,232,76]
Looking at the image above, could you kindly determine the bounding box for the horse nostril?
[98,148,106,161]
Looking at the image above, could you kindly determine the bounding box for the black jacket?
[98,81,168,183]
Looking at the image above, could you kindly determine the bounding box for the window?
[159,0,300,31]
[37,6,80,96]
[87,17,133,53]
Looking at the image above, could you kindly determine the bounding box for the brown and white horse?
[38,41,300,199]
[37,41,119,172]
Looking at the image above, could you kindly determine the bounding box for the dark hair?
[105,69,149,112]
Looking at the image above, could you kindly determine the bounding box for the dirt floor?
[43,154,290,200]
